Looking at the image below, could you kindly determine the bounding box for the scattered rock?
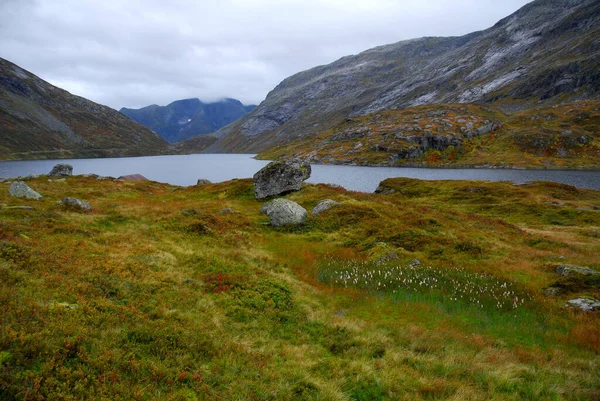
[1,205,36,211]
[253,159,311,200]
[376,251,400,264]
[565,298,600,312]
[8,181,42,200]
[219,208,237,214]
[58,197,92,211]
[556,264,599,277]
[311,199,341,216]
[118,174,148,181]
[265,199,307,227]
[197,179,212,185]
[407,259,422,267]
[48,163,73,177]
[544,287,562,296]
[374,184,395,194]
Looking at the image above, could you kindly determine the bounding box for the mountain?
[120,98,256,143]
[0,57,168,160]
[204,0,600,154]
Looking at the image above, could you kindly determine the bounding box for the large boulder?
[556,264,599,277]
[311,199,341,216]
[253,159,311,200]
[265,199,307,227]
[48,163,73,177]
[58,197,92,211]
[8,181,42,200]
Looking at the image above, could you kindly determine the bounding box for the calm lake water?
[1,154,599,193]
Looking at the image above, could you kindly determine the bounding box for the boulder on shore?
[118,174,148,181]
[265,199,307,227]
[253,159,311,200]
[58,197,92,211]
[8,181,42,200]
[48,163,73,177]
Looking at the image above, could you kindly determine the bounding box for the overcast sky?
[0,0,532,110]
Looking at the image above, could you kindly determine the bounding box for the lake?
[1,154,599,193]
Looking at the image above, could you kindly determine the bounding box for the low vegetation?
[0,176,599,400]
[259,101,600,169]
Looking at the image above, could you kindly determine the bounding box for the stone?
[197,179,212,185]
[265,199,307,227]
[8,181,42,200]
[556,264,599,277]
[253,159,311,200]
[58,197,92,211]
[565,298,600,312]
[374,184,395,194]
[118,174,148,181]
[260,201,273,215]
[311,199,341,216]
[544,287,562,296]
[48,163,73,177]
[219,208,236,214]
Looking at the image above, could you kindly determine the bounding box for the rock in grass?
[118,174,148,181]
[253,159,311,200]
[565,298,600,312]
[556,264,599,277]
[544,287,562,296]
[197,179,212,185]
[219,207,237,214]
[8,181,42,200]
[48,163,73,177]
[58,197,92,211]
[311,199,341,216]
[266,199,307,227]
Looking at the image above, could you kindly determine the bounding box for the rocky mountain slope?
[120,98,255,143]
[258,101,600,169]
[205,0,600,154]
[0,57,168,160]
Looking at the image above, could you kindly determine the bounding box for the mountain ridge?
[120,98,256,143]
[0,57,168,160]
[200,0,600,154]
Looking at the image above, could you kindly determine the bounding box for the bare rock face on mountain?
[253,159,311,200]
[0,57,168,160]
[205,0,600,154]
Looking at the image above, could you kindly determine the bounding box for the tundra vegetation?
[0,175,599,400]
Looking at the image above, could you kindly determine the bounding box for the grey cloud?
[0,0,532,109]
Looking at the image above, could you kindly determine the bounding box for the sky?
[0,0,532,110]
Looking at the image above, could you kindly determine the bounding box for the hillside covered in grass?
[258,101,600,170]
[1,175,599,400]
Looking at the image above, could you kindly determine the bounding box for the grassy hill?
[258,101,600,169]
[0,175,599,399]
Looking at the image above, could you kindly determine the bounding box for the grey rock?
[312,199,341,216]
[118,174,148,181]
[219,207,237,214]
[376,251,400,264]
[58,197,92,211]
[544,287,562,296]
[556,264,599,277]
[48,163,73,177]
[260,201,273,215]
[253,159,311,200]
[565,298,600,312]
[266,199,307,226]
[197,179,212,185]
[374,184,395,194]
[8,181,42,200]
[183,278,201,285]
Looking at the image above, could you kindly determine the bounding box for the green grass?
[0,176,599,400]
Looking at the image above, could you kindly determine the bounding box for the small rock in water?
[565,298,600,312]
[48,163,73,177]
[58,197,92,211]
[8,181,42,200]
[311,199,341,216]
